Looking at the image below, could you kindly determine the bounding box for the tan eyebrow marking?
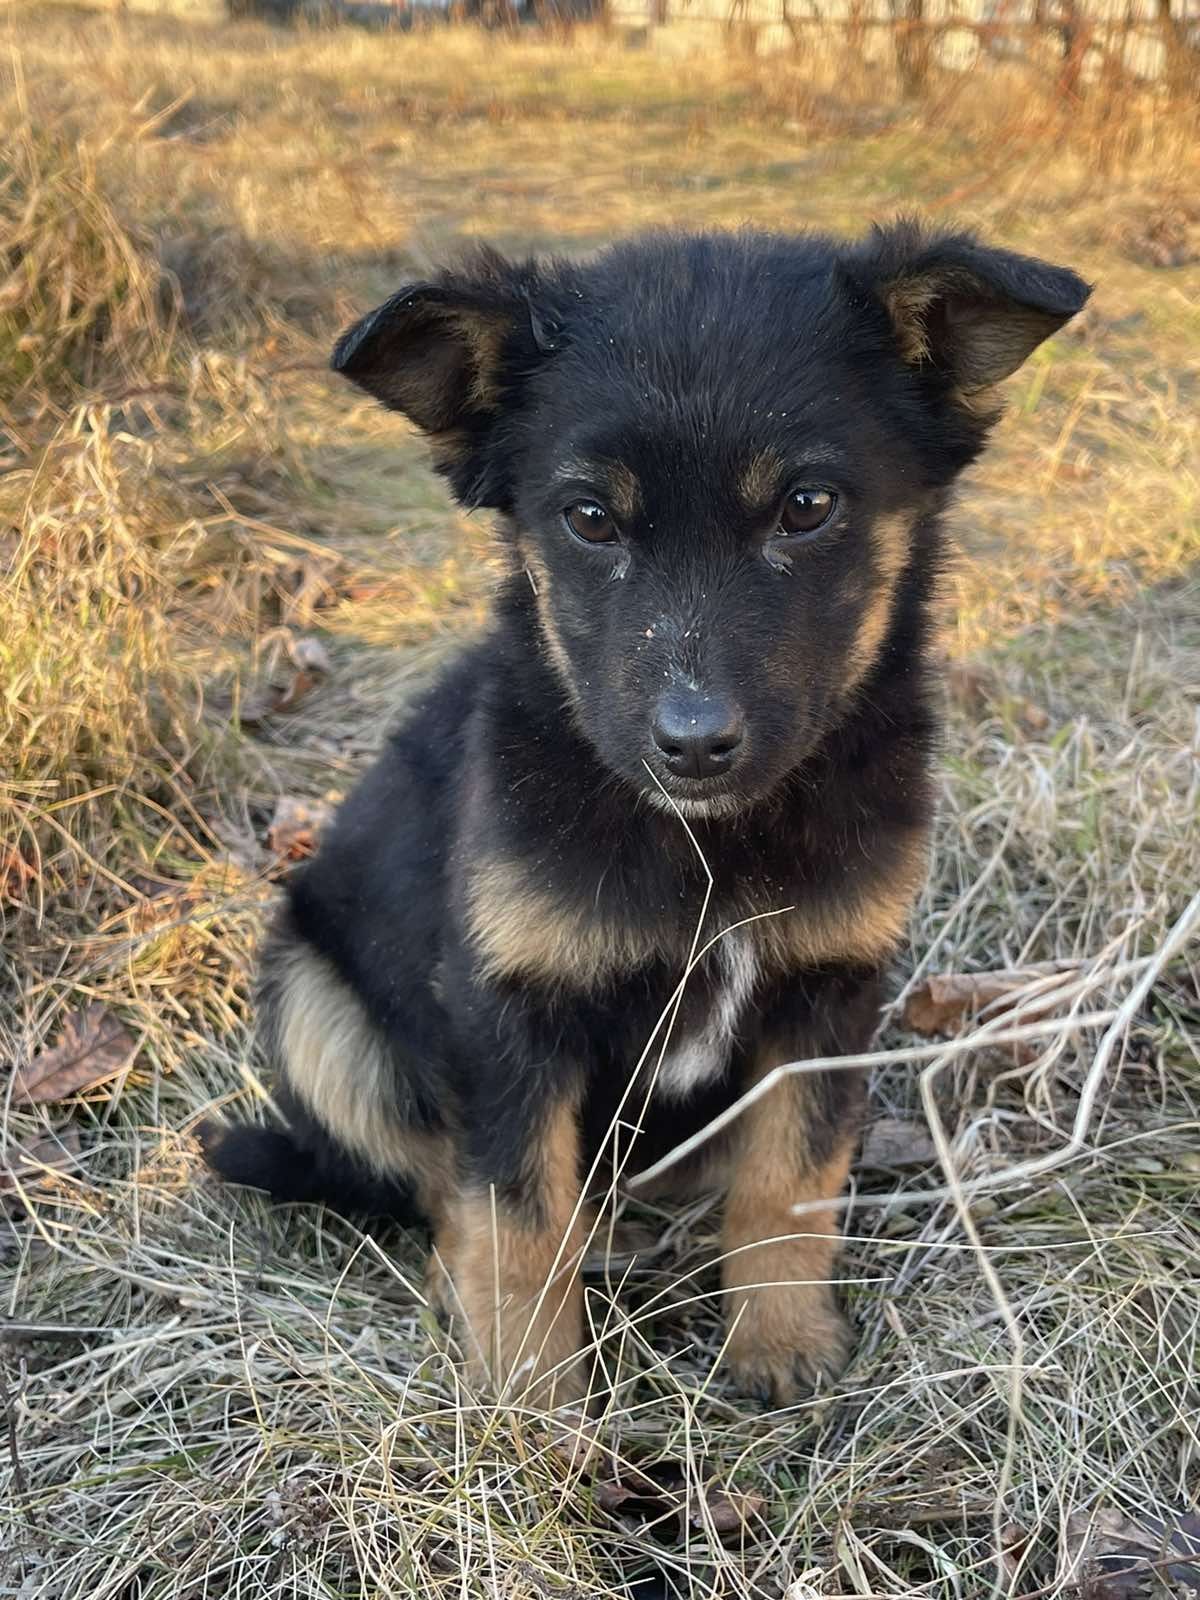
[551,457,641,523]
[738,448,785,510]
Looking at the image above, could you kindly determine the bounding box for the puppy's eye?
[778,488,837,537]
[564,501,617,545]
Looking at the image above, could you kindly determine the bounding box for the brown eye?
[779,488,836,537]
[564,501,617,544]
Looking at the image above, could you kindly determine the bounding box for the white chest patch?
[655,933,760,1100]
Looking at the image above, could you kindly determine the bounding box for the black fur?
[203,220,1088,1393]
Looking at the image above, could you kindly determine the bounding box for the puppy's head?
[334,223,1088,817]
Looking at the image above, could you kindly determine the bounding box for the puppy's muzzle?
[650,689,745,781]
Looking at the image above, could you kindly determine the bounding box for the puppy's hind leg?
[198,1115,429,1225]
[202,925,450,1228]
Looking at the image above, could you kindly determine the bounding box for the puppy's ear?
[331,248,552,507]
[847,218,1091,397]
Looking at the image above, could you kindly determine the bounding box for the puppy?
[203,221,1089,1407]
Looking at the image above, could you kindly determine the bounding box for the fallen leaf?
[1000,1521,1034,1585]
[0,845,38,905]
[901,972,1028,1038]
[14,1005,137,1105]
[583,1219,665,1276]
[1063,1506,1200,1597]
[1,1129,82,1195]
[239,634,332,725]
[594,1460,684,1520]
[267,796,333,861]
[268,667,319,715]
[281,561,339,628]
[122,879,203,934]
[860,1117,937,1169]
[698,1484,766,1540]
[594,1461,766,1548]
[1017,698,1051,735]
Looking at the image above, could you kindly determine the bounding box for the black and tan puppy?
[203,221,1088,1406]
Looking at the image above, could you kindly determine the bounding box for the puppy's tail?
[198,1119,427,1229]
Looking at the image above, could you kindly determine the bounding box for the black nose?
[651,690,745,780]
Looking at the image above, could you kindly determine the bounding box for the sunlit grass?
[2,9,1198,1598]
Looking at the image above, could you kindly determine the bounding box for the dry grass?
[2,8,1199,1598]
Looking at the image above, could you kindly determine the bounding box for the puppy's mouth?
[639,769,751,822]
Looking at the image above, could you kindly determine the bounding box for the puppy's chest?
[654,933,761,1100]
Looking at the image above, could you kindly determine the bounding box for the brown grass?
[1,8,1198,1598]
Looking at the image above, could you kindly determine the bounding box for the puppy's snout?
[651,690,745,780]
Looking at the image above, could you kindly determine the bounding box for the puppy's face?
[334,225,1088,815]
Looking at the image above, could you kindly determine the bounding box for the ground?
[2,10,1199,1598]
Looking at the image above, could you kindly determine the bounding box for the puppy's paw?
[725,1285,851,1407]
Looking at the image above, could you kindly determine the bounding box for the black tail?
[198,1119,428,1230]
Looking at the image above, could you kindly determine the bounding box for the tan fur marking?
[738,448,784,510]
[722,1069,856,1403]
[447,1100,587,1405]
[425,1211,461,1320]
[521,547,580,711]
[275,943,453,1208]
[958,383,1004,421]
[466,856,655,987]
[881,268,1017,409]
[468,824,926,991]
[458,311,508,411]
[754,826,929,973]
[882,276,941,365]
[843,510,915,694]
[428,431,469,472]
[603,461,640,525]
[551,457,641,524]
[882,264,981,368]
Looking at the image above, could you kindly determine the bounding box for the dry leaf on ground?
[1,845,38,904]
[267,796,333,861]
[1016,697,1051,734]
[902,972,1030,1037]
[1,1129,82,1195]
[281,558,341,628]
[582,1220,665,1275]
[700,1485,766,1540]
[860,1117,937,1169]
[13,1005,137,1105]
[239,633,333,725]
[593,1461,765,1547]
[1063,1506,1200,1596]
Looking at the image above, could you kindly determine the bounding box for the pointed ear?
[331,249,547,507]
[847,218,1092,396]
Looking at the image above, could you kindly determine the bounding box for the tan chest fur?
[464,827,930,993]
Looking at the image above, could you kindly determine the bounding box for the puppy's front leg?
[722,1074,857,1405]
[448,1096,588,1408]
[722,975,877,1405]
